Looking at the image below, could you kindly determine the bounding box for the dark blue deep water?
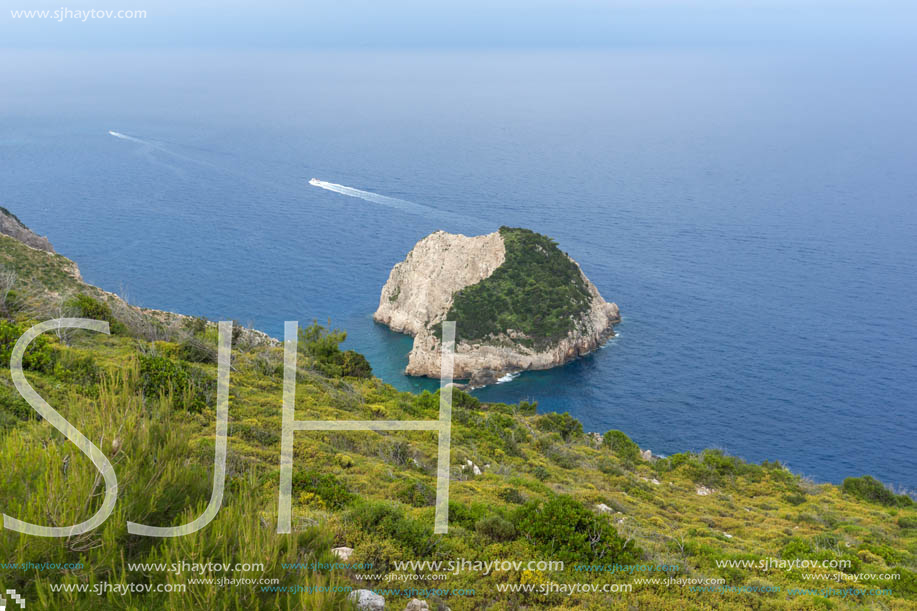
[1,49,915,488]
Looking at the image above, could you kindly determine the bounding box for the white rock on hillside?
[348,589,385,610]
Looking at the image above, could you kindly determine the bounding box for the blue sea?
[1,48,915,489]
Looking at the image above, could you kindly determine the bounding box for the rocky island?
[374,227,620,387]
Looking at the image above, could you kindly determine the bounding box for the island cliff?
[374,227,620,387]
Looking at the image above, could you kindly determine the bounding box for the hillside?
[0,223,915,610]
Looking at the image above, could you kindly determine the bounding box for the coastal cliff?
[374,227,620,387]
[0,206,55,253]
[0,208,274,348]
[2,207,915,611]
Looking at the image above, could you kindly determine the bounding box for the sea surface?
[1,48,915,489]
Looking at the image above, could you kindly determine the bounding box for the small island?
[374,227,621,387]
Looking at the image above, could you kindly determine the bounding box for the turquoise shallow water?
[2,48,915,488]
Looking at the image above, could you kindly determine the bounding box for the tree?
[298,320,372,379]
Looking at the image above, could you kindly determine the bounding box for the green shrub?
[3,288,22,314]
[537,411,582,441]
[603,430,641,464]
[598,456,624,476]
[66,294,127,334]
[547,447,578,469]
[514,495,639,563]
[447,500,487,529]
[475,515,517,541]
[498,487,525,504]
[53,350,101,387]
[665,449,761,487]
[139,353,189,396]
[842,476,912,507]
[533,465,551,481]
[348,501,432,554]
[183,315,208,335]
[784,492,808,506]
[452,389,481,410]
[177,336,217,363]
[340,350,372,378]
[898,516,917,529]
[298,320,372,378]
[138,353,211,412]
[781,536,813,558]
[859,543,904,566]
[0,383,35,430]
[761,460,796,483]
[396,480,436,507]
[0,319,55,372]
[292,469,354,509]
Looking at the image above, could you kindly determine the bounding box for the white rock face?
[373,230,506,336]
[349,589,385,610]
[373,230,620,386]
[331,546,353,561]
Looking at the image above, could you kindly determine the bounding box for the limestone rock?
[373,230,505,337]
[374,229,620,387]
[349,589,385,610]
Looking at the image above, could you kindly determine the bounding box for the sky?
[1,0,916,49]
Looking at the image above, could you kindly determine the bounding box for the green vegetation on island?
[438,227,593,348]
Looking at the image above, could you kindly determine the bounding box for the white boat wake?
[107,129,219,175]
[308,178,469,223]
[108,130,147,144]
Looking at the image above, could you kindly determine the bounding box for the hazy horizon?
[1,0,916,50]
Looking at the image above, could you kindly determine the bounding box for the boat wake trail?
[108,130,147,145]
[107,129,219,175]
[308,178,470,225]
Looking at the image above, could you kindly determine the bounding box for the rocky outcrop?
[0,206,54,253]
[348,589,385,610]
[374,229,620,387]
[373,230,505,336]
